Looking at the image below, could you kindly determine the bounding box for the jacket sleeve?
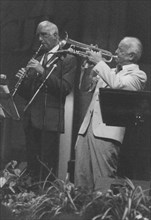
[93,61,147,91]
[16,69,36,101]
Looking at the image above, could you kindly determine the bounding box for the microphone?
[59,40,67,48]
[49,49,71,56]
[59,31,68,48]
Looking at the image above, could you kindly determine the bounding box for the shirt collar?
[47,45,60,59]
[122,63,138,71]
[40,45,60,65]
[48,44,60,54]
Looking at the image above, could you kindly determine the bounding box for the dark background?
[0,0,151,180]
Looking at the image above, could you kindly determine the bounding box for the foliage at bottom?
[0,161,151,220]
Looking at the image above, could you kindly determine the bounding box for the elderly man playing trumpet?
[74,37,147,192]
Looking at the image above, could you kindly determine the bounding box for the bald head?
[121,37,143,63]
[36,21,59,51]
[115,36,143,65]
[37,21,59,36]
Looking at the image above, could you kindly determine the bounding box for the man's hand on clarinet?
[26,58,45,75]
[16,68,26,78]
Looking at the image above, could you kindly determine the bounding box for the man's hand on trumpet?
[86,50,103,64]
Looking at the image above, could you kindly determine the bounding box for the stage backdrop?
[0,0,151,180]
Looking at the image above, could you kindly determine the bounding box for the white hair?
[37,21,59,36]
[122,37,143,62]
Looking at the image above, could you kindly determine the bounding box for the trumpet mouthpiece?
[113,55,118,59]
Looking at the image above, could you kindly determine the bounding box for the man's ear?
[129,52,135,61]
[53,32,59,38]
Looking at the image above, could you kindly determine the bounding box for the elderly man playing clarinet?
[16,21,77,182]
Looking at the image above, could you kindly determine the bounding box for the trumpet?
[50,37,117,63]
[12,44,43,97]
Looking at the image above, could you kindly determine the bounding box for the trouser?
[25,125,60,181]
[74,121,120,192]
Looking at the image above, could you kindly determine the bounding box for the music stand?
[99,88,151,188]
[0,85,20,168]
[0,85,20,120]
[99,88,151,127]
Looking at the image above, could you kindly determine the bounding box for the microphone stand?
[23,57,58,112]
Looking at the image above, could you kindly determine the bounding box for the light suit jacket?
[78,61,147,144]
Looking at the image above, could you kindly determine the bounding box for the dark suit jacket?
[18,53,77,132]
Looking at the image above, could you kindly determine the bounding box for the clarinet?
[12,44,43,97]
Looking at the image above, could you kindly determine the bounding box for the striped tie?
[42,53,48,66]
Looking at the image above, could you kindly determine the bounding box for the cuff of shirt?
[93,60,110,76]
[93,60,105,72]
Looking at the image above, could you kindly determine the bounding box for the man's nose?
[39,35,43,42]
[115,49,118,54]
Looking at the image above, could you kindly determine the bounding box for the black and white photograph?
[0,1,151,219]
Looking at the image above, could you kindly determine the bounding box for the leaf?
[0,177,7,188]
